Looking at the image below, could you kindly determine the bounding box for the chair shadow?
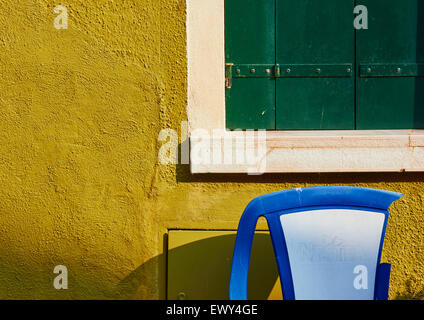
[115,233,280,300]
[395,279,424,300]
[115,231,423,300]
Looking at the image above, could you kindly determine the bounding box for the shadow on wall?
[175,161,424,184]
[396,279,424,300]
[115,232,424,300]
[115,233,281,300]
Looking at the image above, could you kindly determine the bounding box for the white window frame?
[186,0,424,173]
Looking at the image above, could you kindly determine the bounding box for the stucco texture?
[0,0,423,299]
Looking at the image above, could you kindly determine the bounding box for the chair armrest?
[229,198,264,300]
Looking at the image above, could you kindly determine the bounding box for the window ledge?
[190,130,424,173]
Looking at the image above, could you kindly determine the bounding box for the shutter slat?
[356,0,424,129]
[225,0,276,130]
[276,0,355,130]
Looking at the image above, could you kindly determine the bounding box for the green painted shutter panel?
[275,0,355,130]
[356,0,424,129]
[225,0,276,130]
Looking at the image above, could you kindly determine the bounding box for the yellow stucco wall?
[0,0,423,299]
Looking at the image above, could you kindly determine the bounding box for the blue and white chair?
[229,186,403,300]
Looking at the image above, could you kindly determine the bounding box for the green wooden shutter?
[356,0,424,129]
[225,0,276,130]
[275,0,355,130]
[226,0,424,131]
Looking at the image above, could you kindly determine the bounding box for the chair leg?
[375,263,391,300]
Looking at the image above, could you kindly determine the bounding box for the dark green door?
[225,0,276,130]
[276,0,355,130]
[356,0,424,129]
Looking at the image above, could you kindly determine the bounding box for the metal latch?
[225,63,234,88]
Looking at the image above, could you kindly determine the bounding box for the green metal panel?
[225,0,276,130]
[275,0,355,130]
[356,0,424,129]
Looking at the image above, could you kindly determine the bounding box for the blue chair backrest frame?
[229,186,403,300]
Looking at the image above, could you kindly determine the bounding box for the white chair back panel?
[280,209,385,300]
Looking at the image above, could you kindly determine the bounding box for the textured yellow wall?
[0,0,423,299]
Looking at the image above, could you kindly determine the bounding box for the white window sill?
[189,130,424,173]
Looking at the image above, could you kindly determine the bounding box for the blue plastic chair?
[229,186,403,300]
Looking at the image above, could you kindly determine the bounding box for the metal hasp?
[225,0,424,130]
[229,186,403,300]
[225,63,234,89]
